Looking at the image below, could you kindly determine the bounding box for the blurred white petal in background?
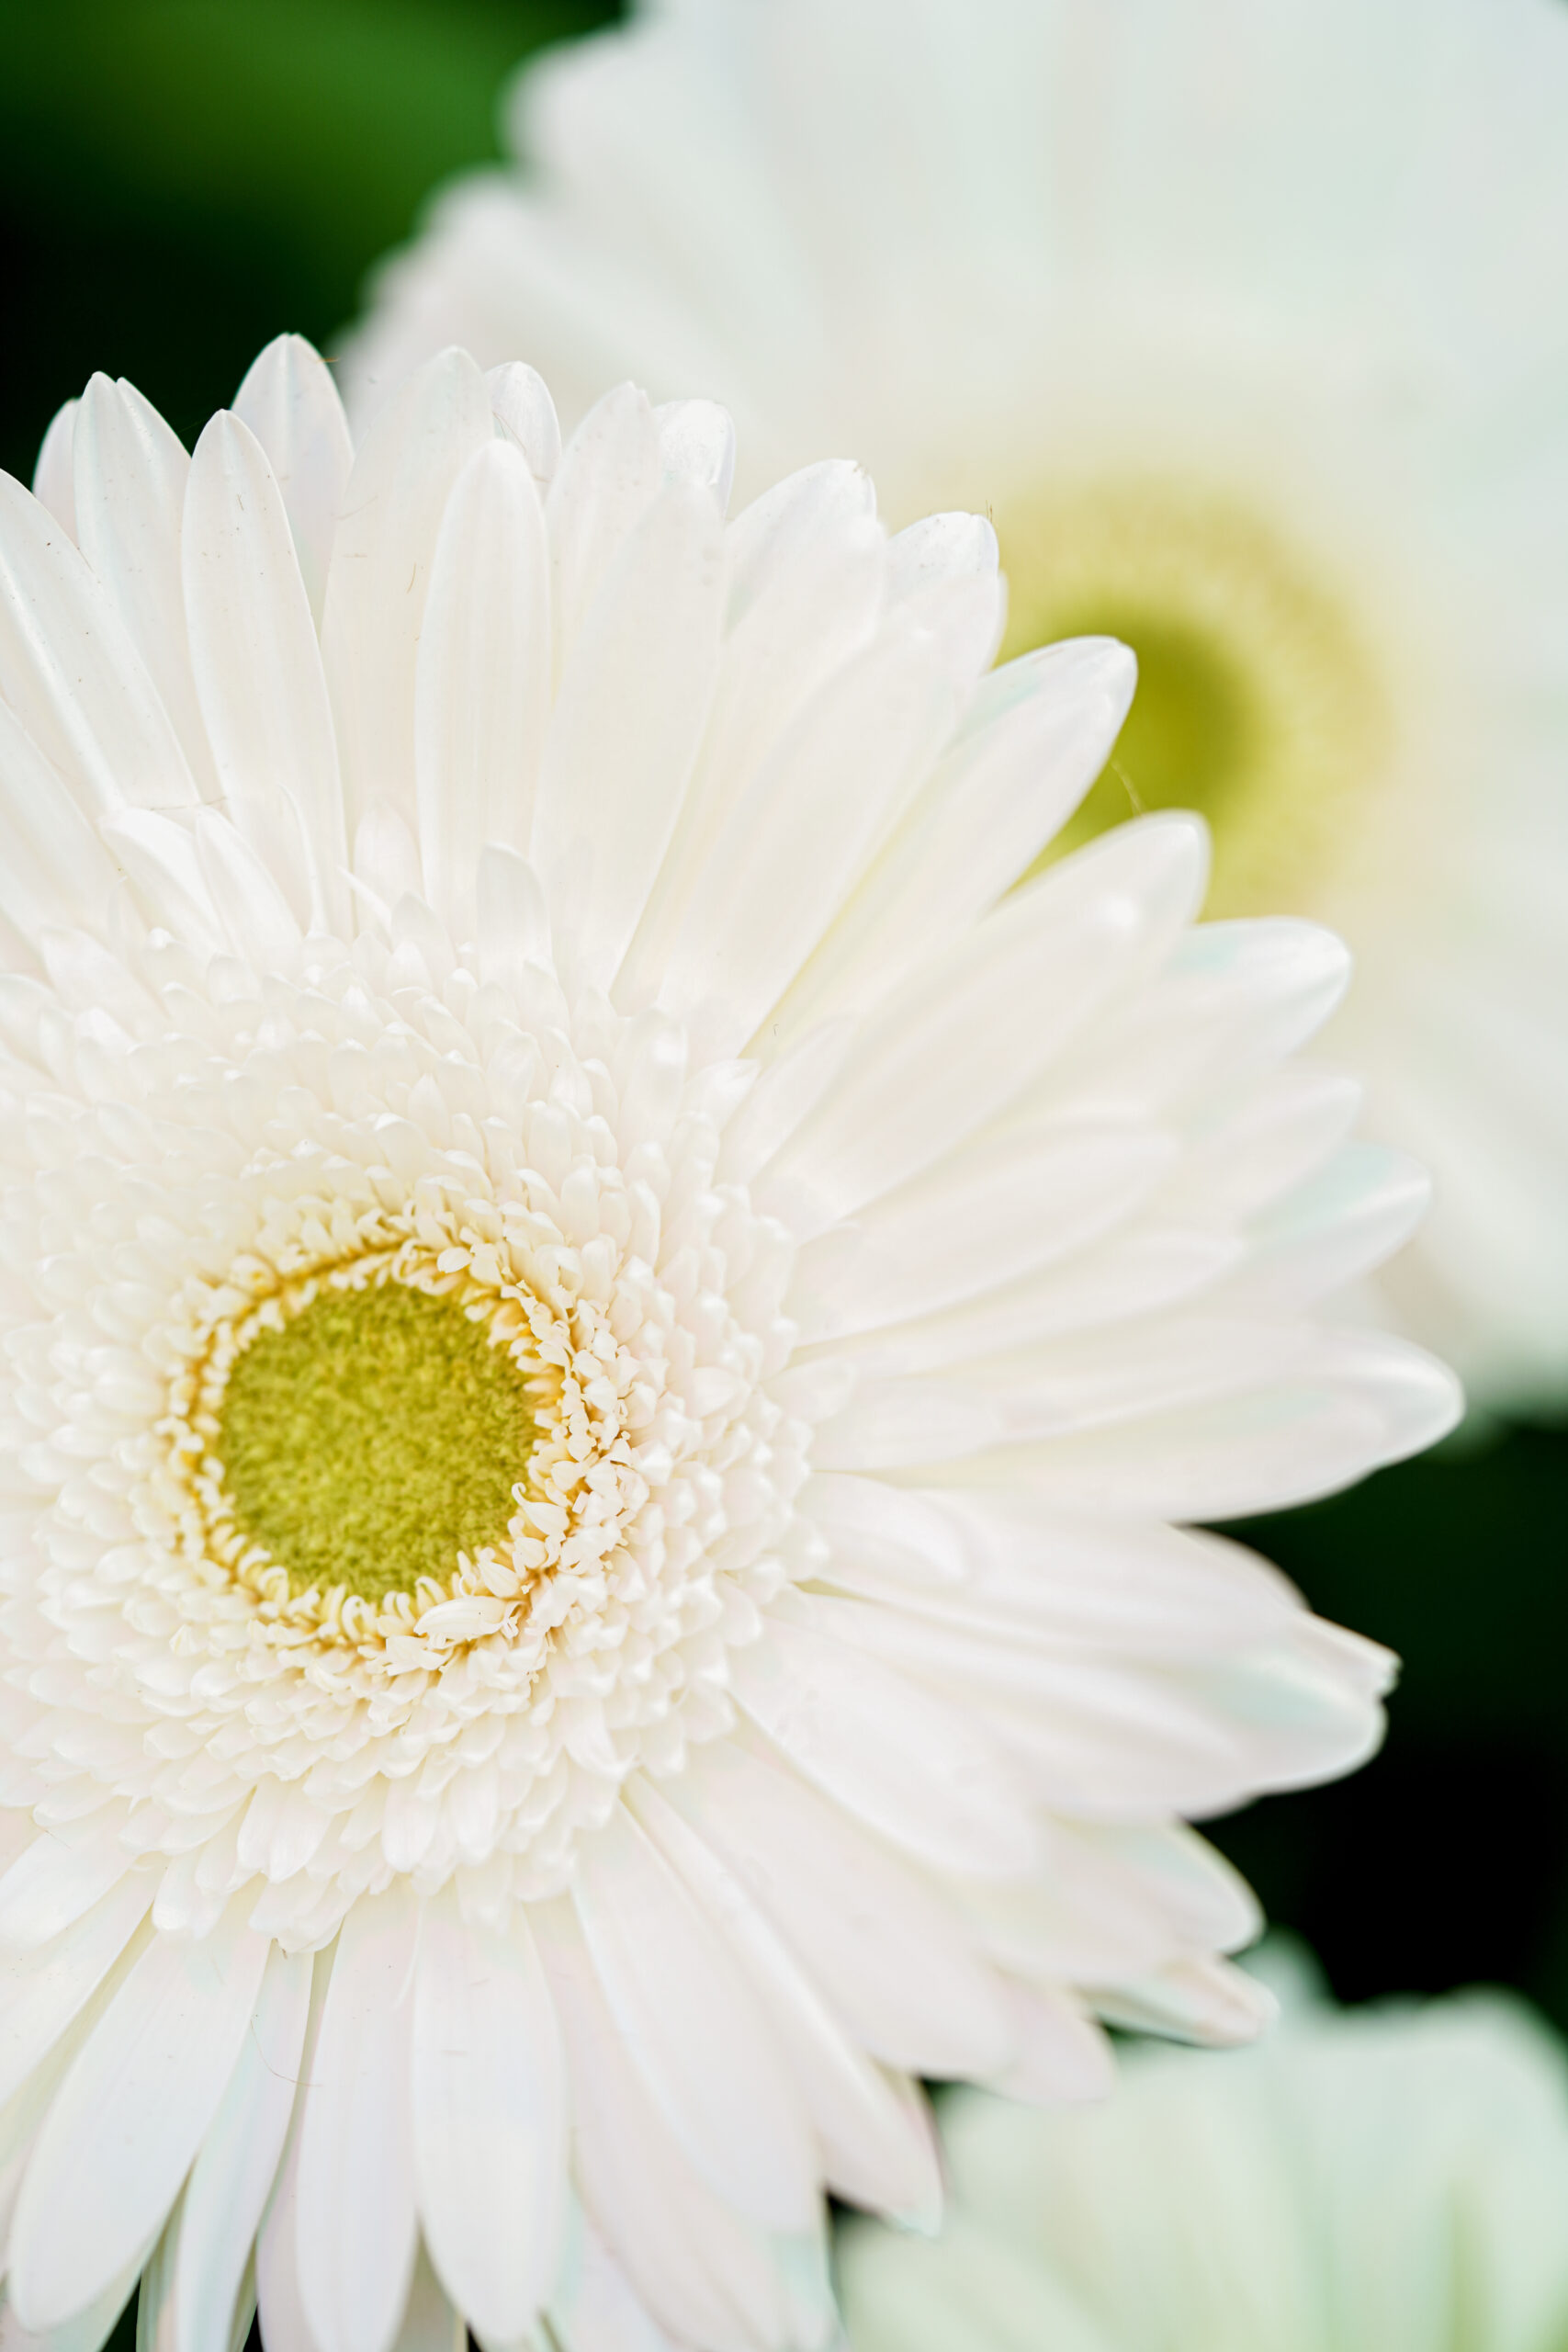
[840,1947,1568,2352]
[347,0,1568,1412]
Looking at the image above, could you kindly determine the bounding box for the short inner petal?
[215,1281,535,1605]
[998,477,1392,916]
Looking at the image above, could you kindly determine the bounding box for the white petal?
[1089,1953,1278,2049]
[981,1978,1115,2108]
[351,799,423,912]
[0,702,125,944]
[656,608,961,1054]
[838,1220,1242,1378]
[0,1815,35,1883]
[570,1801,818,2231]
[789,1120,1174,1342]
[232,1777,334,1889]
[543,382,665,668]
[232,334,354,628]
[1047,916,1352,1123]
[30,401,79,539]
[716,1020,854,1190]
[724,465,881,628]
[0,1832,130,1957]
[774,639,1136,1038]
[976,1325,1461,1519]
[758,814,1208,1228]
[1188,1619,1394,1793]
[0,470,198,818]
[949,1821,1208,1989]
[808,1374,1010,1472]
[183,410,347,931]
[321,347,493,843]
[475,842,552,991]
[413,437,551,933]
[412,1887,566,2344]
[135,2195,180,2352]
[629,1779,943,2228]
[734,1605,1038,1880]
[1227,1142,1431,1311]
[0,1873,152,2110]
[141,2209,256,2352]
[0,2256,143,2352]
[254,1955,331,2352]
[487,362,561,490]
[800,1470,971,1584]
[1168,1066,1362,1222]
[883,510,1003,675]
[173,1943,312,2352]
[816,1492,1300,1657]
[0,1912,156,2267]
[533,477,725,992]
[97,810,223,950]
[297,1883,420,2352]
[801,1591,1340,1820]
[663,1736,1014,2079]
[909,1310,1320,1451]
[547,2204,677,2352]
[192,808,305,970]
[72,374,216,795]
[1095,1824,1262,1958]
[531,1895,814,2352]
[9,1899,271,2331]
[616,462,885,1010]
[653,400,736,506]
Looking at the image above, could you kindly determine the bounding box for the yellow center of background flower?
[998,478,1391,916]
[216,1281,535,1605]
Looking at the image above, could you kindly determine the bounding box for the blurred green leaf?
[1213,1420,1568,2030]
[0,0,616,468]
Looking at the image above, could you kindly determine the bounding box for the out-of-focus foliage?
[3,0,1568,2062]
[1222,1423,1568,2036]
[0,0,617,472]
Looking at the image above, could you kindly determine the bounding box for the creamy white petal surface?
[840,1951,1568,2352]
[0,341,1456,2352]
[346,0,1568,1411]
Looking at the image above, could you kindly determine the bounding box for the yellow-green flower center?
[216,1281,535,1606]
[998,478,1391,915]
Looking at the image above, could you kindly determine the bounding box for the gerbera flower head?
[344,0,1568,1410]
[0,338,1456,2352]
[840,1951,1568,2352]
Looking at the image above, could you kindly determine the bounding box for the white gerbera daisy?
[345,0,1568,1411]
[839,1951,1568,2352]
[2,337,1453,2352]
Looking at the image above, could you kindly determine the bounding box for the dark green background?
[0,0,616,471]
[2,11,1566,2338]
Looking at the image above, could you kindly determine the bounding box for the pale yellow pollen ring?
[162,1251,548,1645]
[152,1208,649,1663]
[998,475,1393,917]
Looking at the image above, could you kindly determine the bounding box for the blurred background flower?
[839,1944,1568,2352]
[348,0,1568,1425]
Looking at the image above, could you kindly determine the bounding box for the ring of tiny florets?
[149,1201,652,1675]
